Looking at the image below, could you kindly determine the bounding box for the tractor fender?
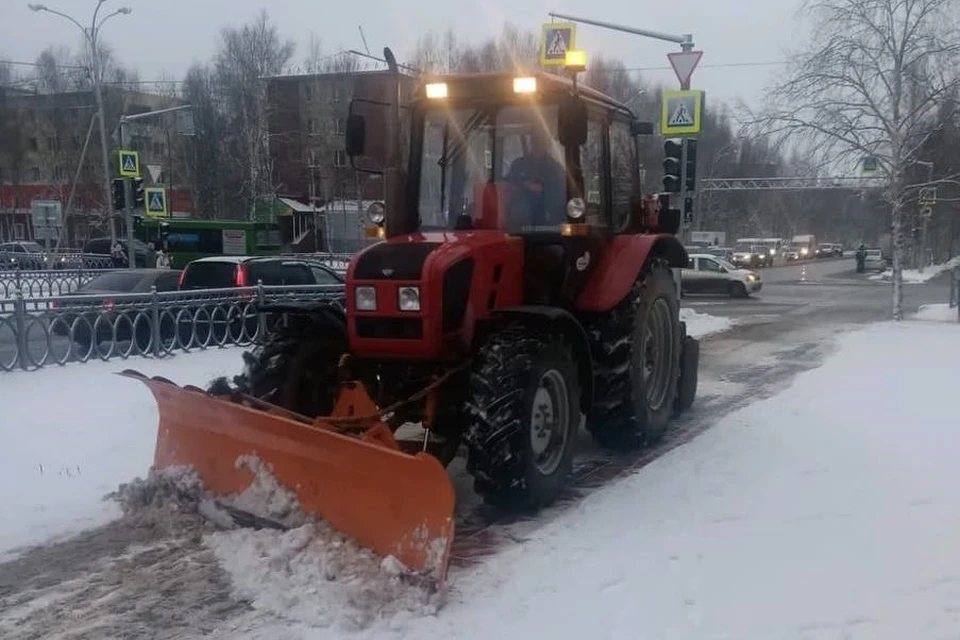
[575,234,688,313]
[490,305,594,415]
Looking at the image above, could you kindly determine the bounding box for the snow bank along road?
[1,260,956,639]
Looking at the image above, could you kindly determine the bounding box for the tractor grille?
[355,317,423,340]
[353,242,440,280]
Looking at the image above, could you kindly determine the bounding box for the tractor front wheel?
[219,305,348,418]
[464,326,581,509]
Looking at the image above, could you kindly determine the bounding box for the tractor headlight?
[800,247,808,256]
[398,286,420,311]
[366,201,386,226]
[355,285,377,311]
[566,197,586,220]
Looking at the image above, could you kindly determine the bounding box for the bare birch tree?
[760,0,960,319]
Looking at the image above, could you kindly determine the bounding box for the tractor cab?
[346,70,663,307]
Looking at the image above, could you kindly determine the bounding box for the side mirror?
[345,114,366,157]
[630,121,654,136]
[558,95,587,148]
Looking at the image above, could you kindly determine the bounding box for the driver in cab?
[506,129,566,229]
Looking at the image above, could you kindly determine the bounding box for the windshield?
[418,103,569,233]
[734,244,757,253]
[21,242,45,253]
[714,257,738,271]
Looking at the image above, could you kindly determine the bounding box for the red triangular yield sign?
[667,50,703,86]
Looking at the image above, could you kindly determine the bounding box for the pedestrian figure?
[856,244,866,273]
[111,242,127,268]
[155,249,171,269]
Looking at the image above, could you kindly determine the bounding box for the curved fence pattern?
[0,283,345,372]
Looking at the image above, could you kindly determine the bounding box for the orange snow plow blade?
[120,370,455,582]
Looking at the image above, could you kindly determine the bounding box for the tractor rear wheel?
[219,305,348,418]
[464,326,581,509]
[588,263,681,449]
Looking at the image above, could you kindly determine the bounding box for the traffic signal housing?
[111,178,125,211]
[663,138,683,194]
[684,138,698,192]
[132,178,145,209]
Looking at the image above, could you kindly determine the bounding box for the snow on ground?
[680,306,734,338]
[869,256,960,283]
[913,303,959,323]
[0,347,245,558]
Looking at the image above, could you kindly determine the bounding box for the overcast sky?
[1,0,808,114]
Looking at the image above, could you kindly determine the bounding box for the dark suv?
[178,256,343,290]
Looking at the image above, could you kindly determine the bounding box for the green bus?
[136,218,284,268]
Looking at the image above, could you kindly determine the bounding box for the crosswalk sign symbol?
[144,187,168,218]
[661,90,704,135]
[668,101,694,127]
[118,149,140,178]
[540,23,576,66]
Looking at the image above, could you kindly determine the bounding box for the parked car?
[0,241,48,270]
[82,237,153,268]
[178,255,344,290]
[50,268,183,351]
[863,248,886,272]
[682,253,763,297]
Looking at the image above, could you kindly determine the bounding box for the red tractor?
[126,68,699,582]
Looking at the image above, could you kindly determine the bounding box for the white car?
[682,253,762,297]
[863,248,886,272]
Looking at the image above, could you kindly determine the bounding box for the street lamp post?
[28,1,131,246]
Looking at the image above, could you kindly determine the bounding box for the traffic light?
[684,138,698,192]
[132,177,145,209]
[111,178,125,211]
[663,138,683,193]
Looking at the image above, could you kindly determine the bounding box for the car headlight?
[747,274,757,281]
[398,286,420,311]
[800,247,808,255]
[355,285,377,311]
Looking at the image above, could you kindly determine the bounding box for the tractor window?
[417,104,566,233]
[610,120,636,231]
[579,117,605,226]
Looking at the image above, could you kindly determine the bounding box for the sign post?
[30,200,63,260]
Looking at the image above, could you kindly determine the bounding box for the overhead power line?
[0,59,88,70]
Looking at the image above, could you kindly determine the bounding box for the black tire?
[674,334,699,415]
[729,281,748,298]
[215,304,348,418]
[588,263,681,449]
[464,326,581,509]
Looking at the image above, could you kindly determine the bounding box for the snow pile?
[913,303,958,323]
[207,523,440,633]
[0,347,245,558]
[869,256,960,283]
[680,307,734,338]
[113,455,439,634]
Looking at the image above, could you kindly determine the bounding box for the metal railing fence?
[0,282,345,372]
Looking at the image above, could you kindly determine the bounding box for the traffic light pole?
[120,119,137,269]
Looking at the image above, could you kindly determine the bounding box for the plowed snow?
[0,461,439,638]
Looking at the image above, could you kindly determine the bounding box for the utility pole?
[28,2,132,246]
[917,160,935,273]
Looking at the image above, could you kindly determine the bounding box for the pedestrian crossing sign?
[660,89,704,135]
[118,149,140,178]
[540,23,576,66]
[144,187,168,218]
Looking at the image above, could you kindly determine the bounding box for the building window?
[308,149,319,167]
[332,88,341,103]
[333,149,346,167]
[30,167,41,182]
[13,223,25,240]
[48,137,60,152]
[335,117,345,136]
[28,138,38,151]
[53,165,64,182]
[304,85,312,101]
[308,118,316,135]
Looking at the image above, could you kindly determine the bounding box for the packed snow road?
[0,264,957,638]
